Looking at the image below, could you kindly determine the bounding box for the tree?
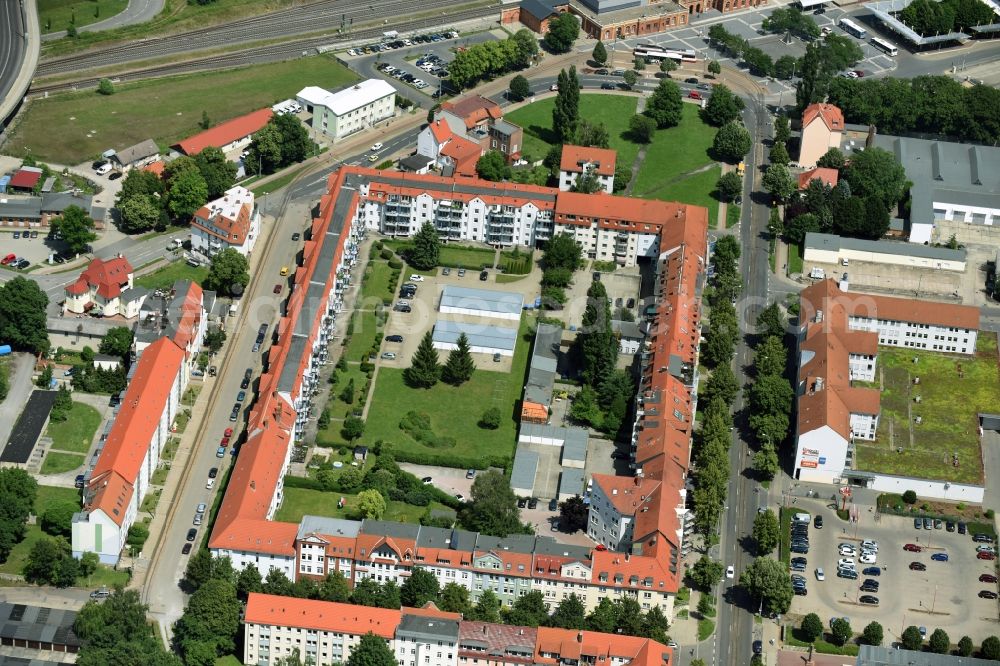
[774,55,798,80]
[356,489,387,519]
[843,146,907,211]
[246,123,284,175]
[409,221,440,270]
[763,163,796,203]
[703,84,744,127]
[404,331,441,388]
[623,70,639,89]
[193,147,237,199]
[204,326,225,354]
[743,47,774,76]
[902,489,917,504]
[505,590,549,627]
[708,59,721,76]
[203,248,249,296]
[752,443,780,480]
[462,469,525,537]
[165,162,209,221]
[442,333,476,385]
[592,40,608,65]
[470,589,502,623]
[689,555,724,591]
[342,416,366,442]
[984,636,1000,660]
[118,194,161,234]
[754,335,787,378]
[550,594,586,629]
[439,582,472,615]
[633,57,646,71]
[576,119,610,148]
[703,364,739,407]
[769,141,790,166]
[577,280,616,387]
[817,147,845,170]
[629,114,656,144]
[644,79,683,128]
[762,7,821,39]
[50,205,97,255]
[752,509,779,555]
[99,326,133,359]
[41,501,77,538]
[543,232,582,271]
[740,557,793,615]
[23,535,69,585]
[35,364,53,389]
[401,567,440,607]
[712,121,751,163]
[902,626,924,651]
[97,78,115,95]
[716,171,743,202]
[929,628,950,654]
[183,549,214,590]
[830,618,852,646]
[235,564,264,602]
[756,302,786,339]
[348,632,396,666]
[559,495,589,532]
[0,277,50,354]
[512,29,539,66]
[174,577,241,661]
[476,150,512,181]
[479,406,502,429]
[272,113,312,165]
[552,68,580,143]
[861,621,883,646]
[800,613,824,642]
[544,12,579,53]
[660,58,677,75]
[74,589,181,666]
[509,75,531,102]
[958,635,974,656]
[749,373,793,418]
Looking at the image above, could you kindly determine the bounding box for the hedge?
[284,475,325,491]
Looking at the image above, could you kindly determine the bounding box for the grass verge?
[40,0,128,32]
[135,262,208,291]
[727,204,740,228]
[778,506,791,566]
[274,487,448,524]
[45,401,102,453]
[787,242,803,275]
[783,627,860,656]
[40,451,85,475]
[698,618,716,641]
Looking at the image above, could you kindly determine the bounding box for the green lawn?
[854,332,1000,484]
[135,262,209,291]
[46,401,102,453]
[787,243,803,275]
[361,261,399,303]
[41,451,85,475]
[633,104,717,191]
[698,618,716,641]
[10,55,357,164]
[0,486,79,576]
[505,94,641,166]
[363,315,536,469]
[727,204,740,228]
[784,627,860,656]
[642,165,722,228]
[39,0,128,32]
[383,241,532,275]
[274,487,447,524]
[36,484,80,512]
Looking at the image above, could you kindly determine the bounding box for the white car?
[206,478,215,490]
[860,553,877,564]
[861,540,878,552]
[837,558,856,569]
[371,142,384,152]
[726,565,735,579]
[838,545,856,556]
[409,274,425,281]
[815,567,825,581]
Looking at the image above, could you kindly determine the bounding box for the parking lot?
[783,501,1000,643]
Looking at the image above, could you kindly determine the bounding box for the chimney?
[634,476,641,486]
[250,480,256,490]
[814,377,824,392]
[577,632,584,643]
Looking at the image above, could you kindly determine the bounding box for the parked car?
[931,553,949,562]
[910,562,927,571]
[237,390,246,402]
[860,581,879,593]
[273,284,282,294]
[688,91,702,100]
[186,528,197,542]
[980,590,999,599]
[380,352,397,360]
[209,467,218,479]
[206,478,215,490]
[837,569,857,579]
[946,521,956,532]
[216,446,226,458]
[904,543,922,552]
[75,474,85,488]
[914,518,923,529]
[815,568,825,581]
[457,268,466,277]
[685,77,698,84]
[182,542,193,555]
[385,335,404,342]
[527,497,538,509]
[923,517,932,529]
[861,540,878,551]
[934,518,943,529]
[793,586,808,596]
[973,533,995,543]
[862,566,880,577]
[814,515,823,529]
[479,270,488,281]
[601,83,615,90]
[409,274,425,281]
[980,574,998,583]
[958,522,967,534]
[859,595,879,606]
[466,469,476,479]
[978,545,996,554]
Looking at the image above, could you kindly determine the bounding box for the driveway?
[0,353,36,450]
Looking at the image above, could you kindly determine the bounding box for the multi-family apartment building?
[793,279,980,482]
[63,255,145,318]
[190,185,261,257]
[297,80,396,141]
[559,145,616,194]
[209,165,707,620]
[417,95,524,171]
[243,594,673,666]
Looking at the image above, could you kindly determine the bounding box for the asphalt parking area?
[788,503,1000,643]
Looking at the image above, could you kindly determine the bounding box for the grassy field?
[784,627,860,656]
[0,486,79,575]
[505,95,641,166]
[854,332,1000,484]
[274,487,447,524]
[384,241,533,275]
[363,314,535,468]
[787,243,803,275]
[642,165,721,228]
[40,451,85,475]
[46,401,102,453]
[40,0,128,32]
[8,56,357,164]
[135,262,208,290]
[727,205,740,228]
[633,104,717,191]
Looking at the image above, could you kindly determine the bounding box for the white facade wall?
[848,353,877,382]
[311,92,396,141]
[244,618,378,666]
[849,412,879,441]
[558,168,614,194]
[932,201,1000,227]
[432,339,515,356]
[865,474,985,503]
[396,634,458,666]
[795,425,849,483]
[803,244,966,272]
[586,483,633,551]
[416,127,443,160]
[218,548,296,578]
[848,315,977,355]
[190,207,261,257]
[71,508,127,565]
[619,337,642,354]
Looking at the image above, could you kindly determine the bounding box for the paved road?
[0,0,28,126]
[0,353,38,455]
[42,0,166,41]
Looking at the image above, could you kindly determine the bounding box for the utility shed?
[439,285,524,320]
[431,319,517,357]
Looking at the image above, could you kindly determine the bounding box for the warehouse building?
[438,285,523,320]
[431,319,518,357]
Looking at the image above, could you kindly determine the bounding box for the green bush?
[399,411,457,449]
[388,258,403,270]
[284,475,325,490]
[380,248,394,260]
[902,490,917,504]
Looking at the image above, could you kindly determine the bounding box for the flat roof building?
[803,232,967,272]
[297,79,396,142]
[438,285,524,320]
[431,319,518,357]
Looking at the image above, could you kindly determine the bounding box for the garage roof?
[558,469,585,497]
[440,285,524,316]
[511,450,539,492]
[432,319,518,351]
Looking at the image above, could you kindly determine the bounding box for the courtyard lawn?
[135,262,209,291]
[39,0,128,32]
[787,243,803,275]
[854,332,1000,484]
[45,401,102,453]
[632,104,717,192]
[361,261,399,303]
[343,309,382,363]
[641,165,722,228]
[363,314,535,469]
[384,242,532,274]
[0,485,80,576]
[9,56,357,164]
[505,94,641,166]
[274,487,447,524]
[40,451,85,475]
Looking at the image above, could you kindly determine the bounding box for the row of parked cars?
[1,253,30,270]
[347,30,459,56]
[375,62,433,90]
[415,53,450,80]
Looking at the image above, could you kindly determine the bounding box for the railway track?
[37,0,494,78]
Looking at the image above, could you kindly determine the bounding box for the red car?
[220,436,230,446]
[688,91,702,100]
[979,551,997,561]
[903,544,922,552]
[224,428,233,438]
[273,284,283,294]
[981,574,998,583]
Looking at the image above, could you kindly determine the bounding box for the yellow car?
[280,266,289,276]
[368,154,379,162]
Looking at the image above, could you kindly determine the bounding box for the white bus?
[839,17,868,39]
[633,45,698,64]
[871,36,898,56]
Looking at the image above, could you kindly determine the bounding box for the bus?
[871,36,898,56]
[839,17,868,39]
[633,45,697,64]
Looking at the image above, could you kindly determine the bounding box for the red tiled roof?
[798,167,839,190]
[534,627,672,666]
[143,161,165,177]
[173,108,273,155]
[245,594,400,637]
[429,119,453,144]
[555,192,697,228]
[440,136,482,177]
[171,282,204,352]
[560,145,617,176]
[441,95,502,130]
[9,169,41,189]
[68,256,133,301]
[802,103,844,132]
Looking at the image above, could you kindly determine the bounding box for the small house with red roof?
[417,95,523,168]
[559,145,617,193]
[799,103,844,168]
[797,166,839,190]
[7,167,43,193]
[172,108,273,157]
[64,255,145,318]
[190,185,260,257]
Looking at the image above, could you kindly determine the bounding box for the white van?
[792,512,812,524]
[95,163,113,176]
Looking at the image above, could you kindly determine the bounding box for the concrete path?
[0,353,37,455]
[42,0,165,41]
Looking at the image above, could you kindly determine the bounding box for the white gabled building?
[297,79,396,141]
[190,186,260,258]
